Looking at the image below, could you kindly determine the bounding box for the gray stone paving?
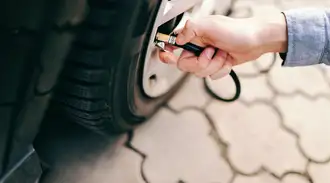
[111,0,330,183]
[132,109,233,183]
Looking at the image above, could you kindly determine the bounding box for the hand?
[159,13,287,79]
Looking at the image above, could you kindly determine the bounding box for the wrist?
[256,13,288,53]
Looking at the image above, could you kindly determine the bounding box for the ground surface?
[40,0,330,183]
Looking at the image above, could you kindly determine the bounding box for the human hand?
[159,13,287,79]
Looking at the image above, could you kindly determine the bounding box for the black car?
[0,0,232,182]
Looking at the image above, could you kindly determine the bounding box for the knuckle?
[185,19,198,35]
[185,19,193,29]
[214,58,225,68]
[214,53,226,65]
[183,21,192,33]
[194,73,204,78]
[177,60,188,72]
[198,60,209,70]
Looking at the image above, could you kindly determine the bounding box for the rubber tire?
[55,0,187,134]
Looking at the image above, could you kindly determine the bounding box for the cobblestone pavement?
[112,1,330,183]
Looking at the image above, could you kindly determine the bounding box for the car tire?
[55,0,187,134]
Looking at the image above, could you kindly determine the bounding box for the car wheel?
[55,0,232,134]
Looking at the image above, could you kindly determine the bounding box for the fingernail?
[165,54,176,65]
[163,55,171,64]
[175,37,183,45]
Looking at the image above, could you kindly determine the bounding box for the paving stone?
[234,0,277,7]
[282,174,310,183]
[279,0,330,10]
[231,46,277,78]
[309,162,330,183]
[192,0,218,17]
[275,95,330,162]
[76,147,144,183]
[206,74,273,102]
[231,53,277,77]
[233,172,279,183]
[234,172,309,183]
[42,135,144,183]
[250,4,282,17]
[229,0,253,18]
[168,75,210,111]
[239,75,274,101]
[132,109,233,183]
[269,62,330,96]
[233,62,260,77]
[319,65,330,86]
[205,75,240,100]
[254,53,277,73]
[232,0,281,16]
[190,0,233,17]
[96,147,145,183]
[214,0,234,15]
[206,101,307,176]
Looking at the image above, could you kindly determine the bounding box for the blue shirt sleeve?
[281,8,330,67]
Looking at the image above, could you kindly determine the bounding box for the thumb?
[176,19,202,45]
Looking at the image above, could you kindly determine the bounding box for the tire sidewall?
[110,0,186,130]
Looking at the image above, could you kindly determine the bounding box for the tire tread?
[55,0,118,131]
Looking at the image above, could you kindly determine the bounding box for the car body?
[0,0,232,182]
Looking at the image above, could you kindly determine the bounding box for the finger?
[227,55,239,66]
[164,44,178,52]
[159,51,178,64]
[177,47,215,73]
[176,50,197,72]
[210,61,232,80]
[173,27,183,35]
[158,43,181,64]
[195,50,227,77]
[176,19,200,45]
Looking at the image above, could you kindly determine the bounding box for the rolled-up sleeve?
[281,8,330,67]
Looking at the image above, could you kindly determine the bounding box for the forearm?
[256,8,330,67]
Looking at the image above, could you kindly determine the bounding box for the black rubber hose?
[203,1,242,103]
[204,70,241,102]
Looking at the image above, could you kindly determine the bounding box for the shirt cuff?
[281,8,327,67]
